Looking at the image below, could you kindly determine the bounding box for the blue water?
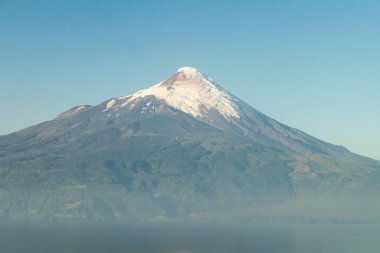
[1,222,379,253]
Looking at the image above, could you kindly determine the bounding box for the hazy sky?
[0,0,379,160]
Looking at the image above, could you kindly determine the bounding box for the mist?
[1,221,380,253]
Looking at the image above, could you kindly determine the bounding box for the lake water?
[1,222,379,253]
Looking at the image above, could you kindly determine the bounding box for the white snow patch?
[118,68,240,120]
[106,99,117,109]
[279,129,289,136]
[120,101,129,107]
[102,99,117,112]
[76,106,87,112]
[117,95,131,100]
[176,66,199,74]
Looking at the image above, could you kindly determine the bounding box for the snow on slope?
[108,67,241,120]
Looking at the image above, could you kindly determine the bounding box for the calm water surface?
[1,222,379,253]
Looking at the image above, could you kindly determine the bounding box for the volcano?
[0,67,379,222]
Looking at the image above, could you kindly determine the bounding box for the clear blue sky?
[0,0,379,160]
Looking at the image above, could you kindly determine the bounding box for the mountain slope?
[0,67,379,222]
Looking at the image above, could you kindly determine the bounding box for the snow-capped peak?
[176,66,199,74]
[108,67,241,120]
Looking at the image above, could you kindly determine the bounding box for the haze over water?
[1,223,380,253]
